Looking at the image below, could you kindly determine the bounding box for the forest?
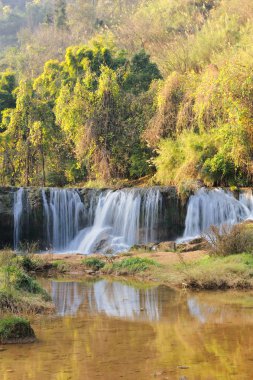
[0,0,253,188]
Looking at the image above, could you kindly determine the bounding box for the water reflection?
[90,280,160,320]
[51,282,86,316]
[2,280,253,380]
[51,279,163,321]
[187,297,216,323]
[51,280,253,326]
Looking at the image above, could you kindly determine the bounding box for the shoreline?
[31,248,253,291]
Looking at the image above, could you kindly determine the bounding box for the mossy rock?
[0,317,36,344]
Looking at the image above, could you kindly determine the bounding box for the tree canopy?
[1,0,253,188]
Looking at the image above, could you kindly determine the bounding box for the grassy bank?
[160,253,253,290]
[2,222,253,293]
[95,252,253,290]
[18,248,253,291]
[0,251,53,315]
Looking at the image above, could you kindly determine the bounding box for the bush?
[14,272,51,301]
[18,242,39,254]
[105,257,159,275]
[205,224,253,256]
[21,256,37,272]
[0,317,35,344]
[82,257,106,271]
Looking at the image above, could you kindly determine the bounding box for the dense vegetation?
[1,0,253,187]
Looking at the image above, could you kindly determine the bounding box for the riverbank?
[25,247,253,290]
[0,251,54,316]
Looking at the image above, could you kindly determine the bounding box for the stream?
[1,278,253,379]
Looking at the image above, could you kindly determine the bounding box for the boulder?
[0,317,36,344]
[155,241,176,252]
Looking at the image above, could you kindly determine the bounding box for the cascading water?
[13,187,162,253]
[13,188,24,250]
[239,189,253,217]
[11,186,253,253]
[69,188,162,254]
[183,188,253,240]
[42,189,86,251]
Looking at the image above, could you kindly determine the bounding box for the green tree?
[54,0,68,29]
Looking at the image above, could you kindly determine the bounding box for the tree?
[0,71,16,122]
[54,0,68,29]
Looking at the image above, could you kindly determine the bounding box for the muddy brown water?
[1,278,253,380]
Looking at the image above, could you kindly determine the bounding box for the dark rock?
[0,187,14,248]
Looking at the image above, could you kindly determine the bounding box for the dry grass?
[171,253,253,290]
[204,224,253,256]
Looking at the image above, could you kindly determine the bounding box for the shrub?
[82,257,105,271]
[51,260,68,273]
[0,317,35,344]
[18,242,39,254]
[205,224,253,256]
[21,256,37,272]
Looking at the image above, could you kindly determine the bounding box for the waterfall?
[42,189,86,251]
[11,186,253,252]
[13,187,162,253]
[183,188,252,240]
[239,189,253,217]
[13,188,24,250]
[69,188,162,254]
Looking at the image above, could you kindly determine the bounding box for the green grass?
[82,257,106,271]
[0,316,35,343]
[103,257,159,275]
[173,253,253,289]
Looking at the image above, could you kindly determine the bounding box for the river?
[1,278,253,379]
